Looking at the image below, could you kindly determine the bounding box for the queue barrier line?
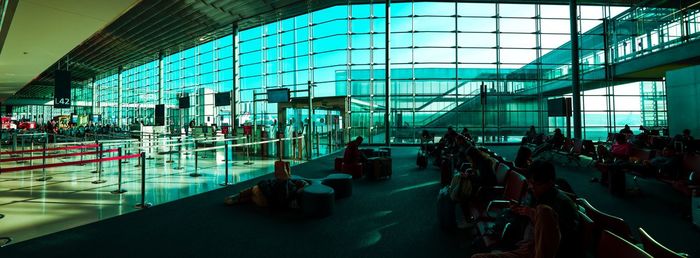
[0,149,119,163]
[100,139,138,144]
[189,135,305,153]
[196,136,247,144]
[13,133,47,137]
[51,140,96,146]
[0,153,141,174]
[0,144,99,155]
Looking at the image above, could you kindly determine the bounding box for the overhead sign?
[54,70,71,108]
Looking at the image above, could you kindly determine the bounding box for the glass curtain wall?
[163,35,234,131]
[121,58,158,125]
[12,80,93,124]
[95,72,119,125]
[11,1,676,144]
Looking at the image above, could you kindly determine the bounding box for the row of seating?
[473,146,687,258]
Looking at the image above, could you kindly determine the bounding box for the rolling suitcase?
[437,186,456,230]
[440,158,453,186]
[608,168,626,195]
[366,157,392,179]
[417,150,428,168]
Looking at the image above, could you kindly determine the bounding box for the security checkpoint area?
[0,124,313,243]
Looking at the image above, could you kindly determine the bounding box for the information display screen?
[178,96,190,109]
[267,88,290,103]
[215,92,230,106]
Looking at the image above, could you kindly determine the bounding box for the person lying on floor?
[224,166,309,209]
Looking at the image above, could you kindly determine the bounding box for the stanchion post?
[220,142,232,186]
[167,141,174,163]
[11,132,17,155]
[28,139,34,165]
[37,142,52,181]
[146,134,154,160]
[92,143,106,184]
[122,141,130,164]
[244,140,253,165]
[135,152,151,209]
[18,136,25,162]
[190,149,202,177]
[174,139,183,170]
[111,147,127,194]
[92,140,99,173]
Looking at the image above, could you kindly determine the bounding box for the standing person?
[187,119,195,136]
[523,125,537,144]
[211,123,218,137]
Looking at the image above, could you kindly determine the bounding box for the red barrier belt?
[0,149,119,163]
[0,144,99,155]
[0,153,141,173]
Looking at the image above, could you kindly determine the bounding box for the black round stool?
[300,184,335,218]
[322,173,353,199]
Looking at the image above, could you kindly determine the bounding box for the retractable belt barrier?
[14,133,47,138]
[196,136,247,144]
[0,144,98,155]
[0,152,140,174]
[0,149,119,163]
[189,135,304,153]
[51,140,95,146]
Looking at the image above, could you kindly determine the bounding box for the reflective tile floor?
[0,143,309,244]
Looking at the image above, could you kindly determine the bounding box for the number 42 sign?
[54,97,71,108]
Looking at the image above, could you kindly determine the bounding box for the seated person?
[513,146,533,175]
[619,124,634,140]
[593,133,632,184]
[532,129,564,157]
[673,129,695,153]
[472,160,579,258]
[453,135,474,167]
[522,125,538,144]
[343,136,367,164]
[461,127,474,142]
[634,145,682,179]
[224,164,309,208]
[633,132,650,148]
[465,147,497,189]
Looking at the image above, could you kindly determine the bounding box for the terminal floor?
[0,146,305,244]
[1,146,698,257]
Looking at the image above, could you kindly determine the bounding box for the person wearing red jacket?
[343,136,367,164]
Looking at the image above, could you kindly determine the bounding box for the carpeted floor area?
[2,145,697,258]
[0,147,474,258]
